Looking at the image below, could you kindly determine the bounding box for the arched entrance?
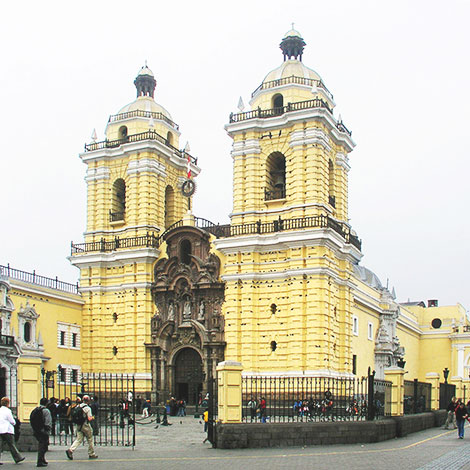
[0,368,7,398]
[173,348,203,405]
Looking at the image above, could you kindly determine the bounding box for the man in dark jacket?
[444,397,457,429]
[33,397,52,467]
[455,401,468,439]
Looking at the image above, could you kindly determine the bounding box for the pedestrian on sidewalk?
[65,395,98,460]
[0,397,25,464]
[444,397,457,429]
[455,400,468,439]
[30,397,51,467]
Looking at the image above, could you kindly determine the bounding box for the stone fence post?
[425,372,440,410]
[384,367,405,416]
[216,361,243,423]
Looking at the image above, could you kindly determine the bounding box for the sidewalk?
[10,416,470,469]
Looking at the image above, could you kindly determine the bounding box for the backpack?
[71,405,86,425]
[30,407,45,432]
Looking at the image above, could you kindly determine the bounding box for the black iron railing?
[108,110,179,130]
[241,375,391,423]
[109,211,125,222]
[84,130,197,165]
[265,187,286,201]
[251,75,334,100]
[0,264,79,294]
[43,371,135,447]
[213,215,361,250]
[336,120,352,136]
[229,98,333,123]
[71,215,361,254]
[404,379,432,414]
[71,233,160,254]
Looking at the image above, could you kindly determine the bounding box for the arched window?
[24,322,31,343]
[167,132,173,146]
[180,239,192,265]
[180,240,191,264]
[111,179,126,221]
[265,152,286,200]
[165,185,176,228]
[272,94,284,115]
[119,126,128,140]
[328,159,335,208]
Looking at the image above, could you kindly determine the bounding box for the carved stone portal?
[147,226,225,405]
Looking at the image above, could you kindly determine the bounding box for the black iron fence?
[251,75,334,100]
[84,130,197,165]
[207,376,218,448]
[404,379,431,414]
[241,374,391,423]
[71,215,362,255]
[42,372,135,447]
[0,264,79,294]
[229,98,333,123]
[108,109,179,130]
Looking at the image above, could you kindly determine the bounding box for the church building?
[2,29,467,414]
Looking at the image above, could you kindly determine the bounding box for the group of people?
[0,394,99,467]
[42,395,99,436]
[444,396,470,439]
[247,397,267,422]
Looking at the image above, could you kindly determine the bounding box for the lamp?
[397,358,406,368]
[443,367,449,384]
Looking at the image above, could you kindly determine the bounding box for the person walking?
[0,397,25,464]
[30,397,51,467]
[65,395,98,460]
[455,400,468,439]
[444,397,458,430]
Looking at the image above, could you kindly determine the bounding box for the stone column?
[216,361,242,423]
[17,358,42,422]
[384,367,406,416]
[425,372,440,410]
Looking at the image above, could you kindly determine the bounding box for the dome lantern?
[134,64,156,98]
[279,26,306,62]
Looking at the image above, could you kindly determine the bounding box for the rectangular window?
[72,333,77,348]
[71,369,78,384]
[353,316,359,336]
[60,331,65,346]
[352,354,357,375]
[368,322,373,340]
[59,367,66,383]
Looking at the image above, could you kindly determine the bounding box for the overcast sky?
[2,0,469,311]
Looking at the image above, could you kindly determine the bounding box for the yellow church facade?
[3,29,469,411]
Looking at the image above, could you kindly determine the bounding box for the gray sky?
[2,0,469,311]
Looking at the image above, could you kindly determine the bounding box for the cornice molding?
[68,248,160,269]
[127,158,166,178]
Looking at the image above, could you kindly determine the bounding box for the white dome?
[117,96,172,120]
[137,65,154,77]
[283,28,302,39]
[262,60,322,84]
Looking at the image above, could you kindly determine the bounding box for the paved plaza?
[7,416,470,469]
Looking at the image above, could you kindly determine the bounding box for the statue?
[183,299,191,321]
[168,302,174,321]
[197,301,205,321]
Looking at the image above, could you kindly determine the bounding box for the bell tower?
[216,30,362,376]
[70,65,200,390]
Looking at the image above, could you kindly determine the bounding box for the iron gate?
[439,382,456,409]
[42,372,135,447]
[207,374,218,448]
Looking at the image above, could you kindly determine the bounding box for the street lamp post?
[443,367,449,384]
